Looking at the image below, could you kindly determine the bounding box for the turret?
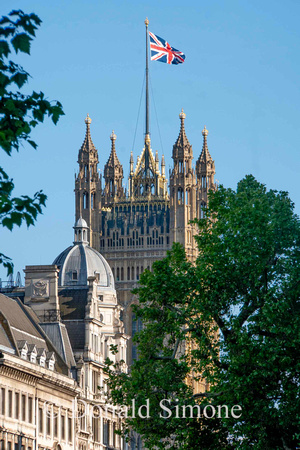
[170,110,197,261]
[103,131,124,202]
[75,114,102,247]
[196,126,216,217]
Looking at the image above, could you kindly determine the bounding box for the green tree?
[105,175,300,449]
[0,10,64,274]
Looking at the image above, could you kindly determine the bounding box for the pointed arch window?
[83,192,89,209]
[178,187,184,205]
[186,189,189,205]
[200,202,206,219]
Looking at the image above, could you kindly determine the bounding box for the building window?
[83,192,88,209]
[0,388,5,415]
[61,414,65,440]
[72,271,78,281]
[28,397,33,423]
[200,202,206,219]
[103,421,108,445]
[15,392,19,419]
[92,413,99,443]
[178,187,184,205]
[127,266,130,280]
[54,413,58,437]
[47,410,51,436]
[79,403,86,432]
[39,406,43,434]
[21,394,26,421]
[68,416,73,443]
[92,371,98,394]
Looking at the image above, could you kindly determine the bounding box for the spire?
[80,114,96,152]
[104,131,124,200]
[105,130,122,168]
[173,109,193,160]
[130,151,134,175]
[198,126,213,164]
[155,150,159,173]
[161,154,165,177]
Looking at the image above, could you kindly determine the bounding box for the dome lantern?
[74,217,89,245]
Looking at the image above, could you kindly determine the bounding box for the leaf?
[0,40,9,57]
[11,32,32,54]
[2,217,14,231]
[11,71,28,88]
[27,139,37,149]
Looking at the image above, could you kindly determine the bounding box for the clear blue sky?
[1,0,300,283]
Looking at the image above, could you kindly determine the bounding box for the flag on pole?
[149,32,185,65]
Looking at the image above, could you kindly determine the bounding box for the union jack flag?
[149,32,185,65]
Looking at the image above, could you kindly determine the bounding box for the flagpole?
[144,17,150,178]
[145,17,149,138]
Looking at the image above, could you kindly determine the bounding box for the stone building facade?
[74,110,216,364]
[0,219,129,450]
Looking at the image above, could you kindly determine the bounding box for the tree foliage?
[0,10,64,274]
[105,175,300,449]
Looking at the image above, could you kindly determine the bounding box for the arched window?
[200,202,206,219]
[83,192,88,209]
[127,266,130,280]
[177,187,184,205]
[117,267,120,281]
[131,266,134,280]
[121,267,124,280]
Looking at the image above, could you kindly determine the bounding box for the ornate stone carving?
[31,279,49,300]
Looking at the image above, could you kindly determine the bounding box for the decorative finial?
[145,17,149,27]
[179,108,186,120]
[85,113,92,125]
[145,133,151,145]
[110,130,117,141]
[202,125,209,137]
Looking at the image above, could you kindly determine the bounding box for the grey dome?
[53,244,114,288]
[75,217,88,228]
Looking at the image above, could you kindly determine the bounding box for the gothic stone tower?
[75,111,216,364]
